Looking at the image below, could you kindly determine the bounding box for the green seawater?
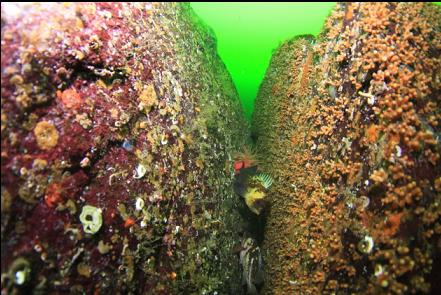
[191,2,441,120]
[190,2,336,120]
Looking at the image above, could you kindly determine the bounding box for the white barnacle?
[359,91,376,105]
[8,258,31,285]
[395,145,402,157]
[160,134,168,145]
[135,197,145,211]
[358,235,374,254]
[79,205,103,235]
[374,264,384,276]
[133,163,147,179]
[15,270,27,285]
[291,183,297,192]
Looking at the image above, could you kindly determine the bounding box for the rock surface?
[253,2,440,294]
[1,3,247,294]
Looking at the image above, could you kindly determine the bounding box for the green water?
[190,2,336,120]
[191,2,441,120]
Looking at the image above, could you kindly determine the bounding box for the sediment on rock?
[253,2,440,294]
[1,3,247,294]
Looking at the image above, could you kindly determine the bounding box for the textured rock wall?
[253,2,440,294]
[1,3,247,294]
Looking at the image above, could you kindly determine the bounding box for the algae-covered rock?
[1,3,247,293]
[253,2,440,294]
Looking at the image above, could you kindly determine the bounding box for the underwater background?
[1,2,440,294]
[191,2,336,120]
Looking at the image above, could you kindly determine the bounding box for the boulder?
[1,3,247,293]
[253,3,440,294]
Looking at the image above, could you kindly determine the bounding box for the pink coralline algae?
[1,3,247,294]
